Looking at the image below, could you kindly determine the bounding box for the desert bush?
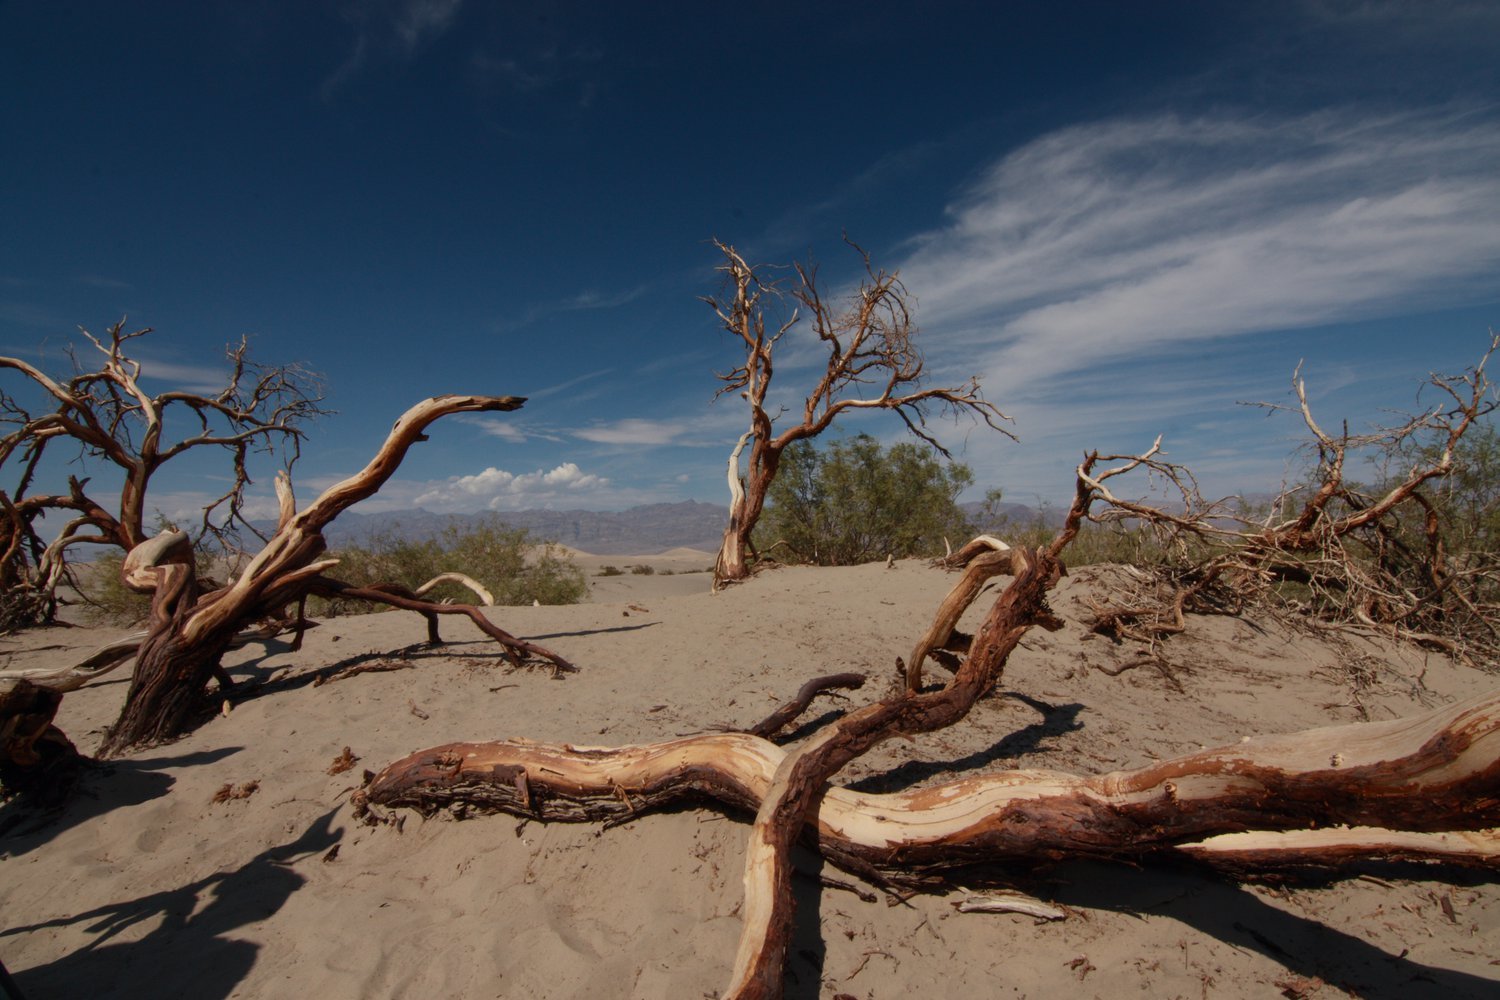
[1393,418,1500,558]
[78,552,153,626]
[597,565,624,577]
[981,514,1167,568]
[758,435,974,565]
[630,564,656,576]
[315,517,585,616]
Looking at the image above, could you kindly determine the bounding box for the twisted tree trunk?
[84,394,573,759]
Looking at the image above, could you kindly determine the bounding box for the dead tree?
[1080,339,1500,661]
[360,448,1500,998]
[0,321,326,625]
[0,394,575,779]
[707,239,1011,587]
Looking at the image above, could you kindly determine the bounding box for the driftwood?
[743,672,866,740]
[906,536,1024,691]
[411,572,494,606]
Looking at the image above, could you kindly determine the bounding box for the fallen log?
[360,686,1500,874]
[360,447,1500,999]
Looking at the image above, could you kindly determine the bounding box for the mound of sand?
[2,560,1496,998]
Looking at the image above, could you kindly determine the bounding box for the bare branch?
[1,322,329,620]
[708,240,1014,585]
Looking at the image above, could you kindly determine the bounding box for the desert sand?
[2,555,1497,999]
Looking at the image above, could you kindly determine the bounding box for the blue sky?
[3,1,1498,525]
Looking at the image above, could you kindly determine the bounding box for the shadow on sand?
[843,692,1085,794]
[945,858,1498,999]
[0,746,242,858]
[3,808,341,1000]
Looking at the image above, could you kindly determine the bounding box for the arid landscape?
[3,554,1496,999]
[4,10,1498,996]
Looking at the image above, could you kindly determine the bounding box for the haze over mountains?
[324,501,729,555]
[322,499,1053,555]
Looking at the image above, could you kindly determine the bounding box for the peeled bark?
[98,395,557,757]
[364,686,1500,873]
[725,547,1060,998]
[906,540,1022,691]
[100,537,213,756]
[715,431,758,587]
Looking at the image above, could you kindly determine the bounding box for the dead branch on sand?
[1077,339,1500,663]
[360,444,1500,999]
[0,395,573,787]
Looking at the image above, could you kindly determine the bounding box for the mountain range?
[319,498,1055,555]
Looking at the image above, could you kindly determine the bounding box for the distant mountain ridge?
[313,497,1055,556]
[321,501,730,555]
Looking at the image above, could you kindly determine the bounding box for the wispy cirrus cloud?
[898,108,1500,397]
[573,418,690,446]
[449,410,572,445]
[886,108,1500,500]
[323,0,464,100]
[507,284,651,331]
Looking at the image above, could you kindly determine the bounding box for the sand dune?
[2,560,1497,998]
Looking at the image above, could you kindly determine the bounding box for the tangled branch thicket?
[0,321,327,629]
[1081,337,1500,663]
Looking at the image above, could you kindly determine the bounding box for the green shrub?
[316,516,585,616]
[78,552,153,626]
[757,434,974,565]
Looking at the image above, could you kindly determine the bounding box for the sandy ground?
[2,556,1498,999]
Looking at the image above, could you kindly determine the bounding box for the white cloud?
[451,412,539,443]
[508,284,650,330]
[411,461,609,511]
[574,418,689,446]
[527,368,613,399]
[898,109,1500,398]
[885,108,1500,501]
[391,0,461,52]
[135,357,237,394]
